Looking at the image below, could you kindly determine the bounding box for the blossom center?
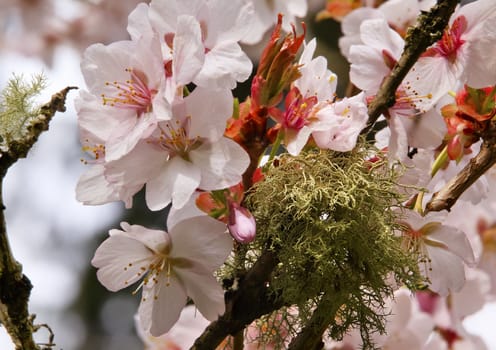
[81,140,105,164]
[392,87,433,115]
[101,68,157,115]
[155,117,203,159]
[427,16,467,62]
[283,90,318,130]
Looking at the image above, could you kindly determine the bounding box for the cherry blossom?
[348,17,448,160]
[135,305,210,349]
[398,210,476,296]
[269,38,367,155]
[311,92,368,152]
[403,0,496,111]
[141,0,255,90]
[241,0,308,45]
[103,87,250,210]
[325,288,434,349]
[79,33,170,162]
[270,38,339,155]
[91,217,232,336]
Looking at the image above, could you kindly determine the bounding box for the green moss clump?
[246,145,423,348]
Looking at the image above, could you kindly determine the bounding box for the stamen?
[393,87,433,115]
[284,92,318,130]
[101,68,157,115]
[152,117,202,158]
[81,140,105,164]
[166,261,171,287]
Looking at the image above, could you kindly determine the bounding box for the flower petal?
[186,87,233,141]
[92,233,155,292]
[168,216,232,272]
[76,164,126,207]
[349,45,391,92]
[116,222,170,253]
[427,224,476,266]
[138,273,188,336]
[190,138,249,191]
[194,42,253,89]
[423,243,466,296]
[146,157,201,210]
[175,267,226,321]
[173,15,205,85]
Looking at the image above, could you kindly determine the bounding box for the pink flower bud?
[228,203,256,244]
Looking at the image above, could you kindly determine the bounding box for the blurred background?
[0,0,494,349]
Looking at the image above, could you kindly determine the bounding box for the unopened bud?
[228,203,256,244]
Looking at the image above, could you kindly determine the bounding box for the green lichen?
[0,73,47,152]
[245,145,424,348]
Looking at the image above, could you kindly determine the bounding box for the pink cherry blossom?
[271,38,367,155]
[349,18,448,160]
[92,217,232,336]
[311,93,369,152]
[403,0,496,112]
[79,33,170,162]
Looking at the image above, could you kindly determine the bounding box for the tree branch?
[287,296,341,350]
[0,86,77,174]
[364,0,458,132]
[0,86,75,350]
[191,250,284,349]
[426,119,496,213]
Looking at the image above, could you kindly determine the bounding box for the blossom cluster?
[75,0,496,348]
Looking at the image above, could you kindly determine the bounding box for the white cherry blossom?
[92,217,232,336]
[398,210,476,296]
[142,0,255,90]
[104,87,250,210]
[241,0,308,45]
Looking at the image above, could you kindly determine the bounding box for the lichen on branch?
[0,76,75,350]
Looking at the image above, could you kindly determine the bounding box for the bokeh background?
[0,1,494,349]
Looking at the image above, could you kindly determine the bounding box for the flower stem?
[431,145,449,178]
[264,130,283,169]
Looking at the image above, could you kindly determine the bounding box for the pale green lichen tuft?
[0,73,47,152]
[246,145,424,348]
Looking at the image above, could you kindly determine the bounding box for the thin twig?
[426,120,496,213]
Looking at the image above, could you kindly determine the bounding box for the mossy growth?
[0,73,47,153]
[245,145,424,348]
